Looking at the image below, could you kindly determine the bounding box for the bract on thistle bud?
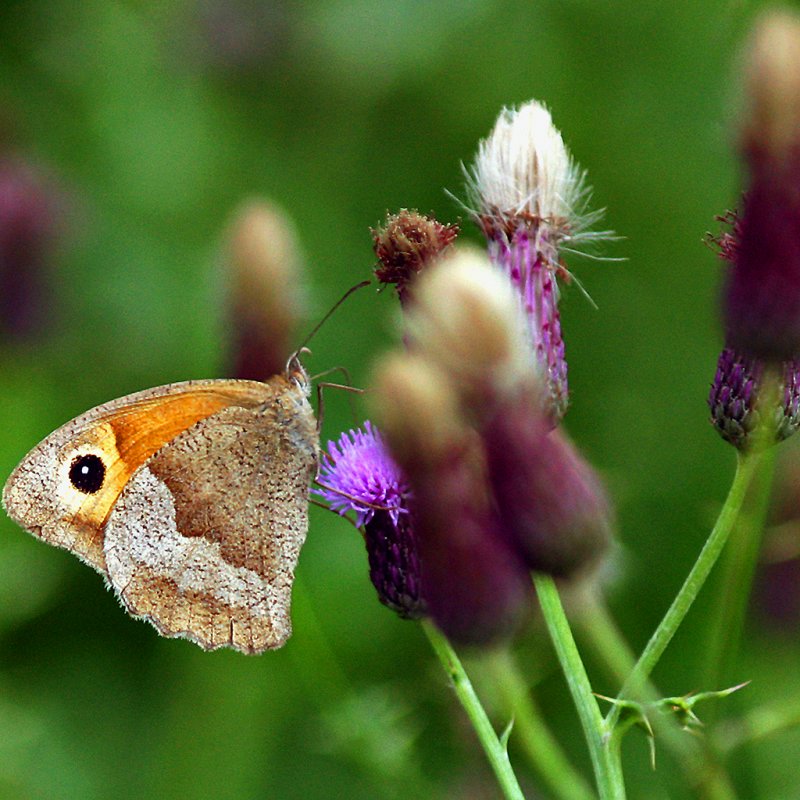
[372,352,531,645]
[315,423,426,619]
[723,11,800,362]
[466,100,605,421]
[372,209,458,304]
[225,200,306,380]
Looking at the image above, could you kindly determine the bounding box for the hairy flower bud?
[466,101,610,420]
[226,200,306,380]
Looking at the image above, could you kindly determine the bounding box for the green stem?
[612,452,761,712]
[703,445,776,691]
[486,649,596,800]
[422,621,526,800]
[534,573,624,800]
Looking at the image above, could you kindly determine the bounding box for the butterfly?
[2,354,318,654]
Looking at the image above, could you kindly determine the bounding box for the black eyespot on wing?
[69,454,106,494]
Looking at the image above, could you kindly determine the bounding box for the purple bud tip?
[708,347,800,448]
[314,423,425,619]
[372,210,458,302]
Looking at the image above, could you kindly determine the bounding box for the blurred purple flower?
[0,158,64,339]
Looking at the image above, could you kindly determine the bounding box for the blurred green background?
[2,1,799,798]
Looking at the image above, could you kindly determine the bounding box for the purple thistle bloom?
[315,423,426,619]
[316,422,408,526]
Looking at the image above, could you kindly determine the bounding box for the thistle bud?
[372,353,531,645]
[372,209,458,304]
[225,200,306,380]
[405,248,533,410]
[467,101,608,420]
[708,347,800,449]
[723,11,800,361]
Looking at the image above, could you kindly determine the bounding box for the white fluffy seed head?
[406,247,536,400]
[467,100,585,226]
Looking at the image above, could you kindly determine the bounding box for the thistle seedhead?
[372,209,458,303]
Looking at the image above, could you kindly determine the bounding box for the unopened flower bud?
[226,200,306,379]
[708,347,800,448]
[406,248,535,410]
[483,387,612,576]
[372,353,531,645]
[742,10,800,161]
[372,351,466,469]
[372,209,458,304]
[724,11,800,361]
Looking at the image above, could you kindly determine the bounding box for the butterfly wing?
[2,380,274,575]
[102,383,318,653]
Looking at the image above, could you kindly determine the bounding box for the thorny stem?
[576,599,737,799]
[534,573,625,800]
[422,621,526,800]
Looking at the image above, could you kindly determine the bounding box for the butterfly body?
[3,361,318,654]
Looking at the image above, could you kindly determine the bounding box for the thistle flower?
[722,11,800,362]
[372,352,532,645]
[466,101,606,421]
[372,209,458,304]
[315,423,425,619]
[225,200,306,380]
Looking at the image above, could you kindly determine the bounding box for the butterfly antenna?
[296,280,371,352]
